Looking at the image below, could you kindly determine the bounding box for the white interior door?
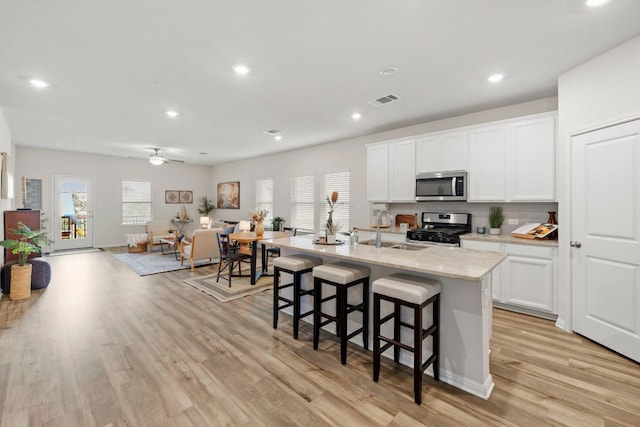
[53,176,94,251]
[571,119,640,362]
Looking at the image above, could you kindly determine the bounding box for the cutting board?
[395,214,418,229]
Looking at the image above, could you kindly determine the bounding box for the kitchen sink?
[359,240,426,251]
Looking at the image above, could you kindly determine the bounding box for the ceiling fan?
[131,148,185,165]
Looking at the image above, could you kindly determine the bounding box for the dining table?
[228,230,293,284]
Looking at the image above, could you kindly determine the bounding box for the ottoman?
[1,257,52,294]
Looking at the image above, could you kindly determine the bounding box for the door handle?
[570,241,582,248]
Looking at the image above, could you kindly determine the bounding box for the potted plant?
[197,196,216,218]
[0,222,52,300]
[272,216,285,232]
[488,206,504,235]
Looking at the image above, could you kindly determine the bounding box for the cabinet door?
[441,131,468,172]
[468,125,507,201]
[416,136,441,174]
[389,140,416,202]
[510,115,556,201]
[366,144,389,202]
[461,239,503,300]
[502,255,554,312]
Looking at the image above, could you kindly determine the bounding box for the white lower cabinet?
[462,239,557,317]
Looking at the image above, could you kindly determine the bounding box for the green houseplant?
[488,206,504,235]
[272,216,285,232]
[0,222,52,300]
[197,196,216,217]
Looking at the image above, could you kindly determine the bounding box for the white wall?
[15,147,213,248]
[0,110,15,268]
[211,97,558,230]
[557,35,640,330]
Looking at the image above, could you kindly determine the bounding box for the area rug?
[113,251,218,276]
[183,273,273,302]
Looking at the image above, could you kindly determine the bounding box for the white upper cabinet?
[389,139,416,202]
[416,131,468,174]
[468,125,508,201]
[509,114,556,201]
[366,143,390,202]
[366,139,415,202]
[468,111,557,202]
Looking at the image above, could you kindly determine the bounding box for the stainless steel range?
[406,212,472,247]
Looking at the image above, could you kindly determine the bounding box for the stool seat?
[372,274,441,304]
[312,262,369,284]
[274,254,322,271]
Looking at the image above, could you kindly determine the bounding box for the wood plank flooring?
[0,249,638,426]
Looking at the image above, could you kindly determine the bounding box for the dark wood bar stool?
[372,273,441,404]
[312,262,370,365]
[273,254,322,339]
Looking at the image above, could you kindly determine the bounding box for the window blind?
[255,178,274,221]
[122,180,152,225]
[320,171,350,232]
[290,175,315,231]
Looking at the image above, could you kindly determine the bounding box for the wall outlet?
[507,219,519,225]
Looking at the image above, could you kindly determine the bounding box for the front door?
[571,119,640,362]
[53,175,94,251]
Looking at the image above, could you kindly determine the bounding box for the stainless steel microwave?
[415,171,467,201]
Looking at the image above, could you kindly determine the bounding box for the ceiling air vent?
[369,93,401,107]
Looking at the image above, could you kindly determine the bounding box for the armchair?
[180,228,222,271]
[145,220,175,251]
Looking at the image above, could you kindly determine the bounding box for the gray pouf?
[1,257,52,294]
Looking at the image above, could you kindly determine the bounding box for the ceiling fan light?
[149,155,165,166]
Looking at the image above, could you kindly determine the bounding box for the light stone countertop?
[267,235,506,281]
[461,233,559,247]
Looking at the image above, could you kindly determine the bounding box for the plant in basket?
[0,222,52,300]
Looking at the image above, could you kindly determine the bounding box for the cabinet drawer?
[504,243,553,259]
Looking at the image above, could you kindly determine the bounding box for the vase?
[255,221,264,236]
[489,227,501,235]
[10,263,32,301]
[180,206,188,221]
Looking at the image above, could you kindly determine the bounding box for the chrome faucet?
[375,208,389,248]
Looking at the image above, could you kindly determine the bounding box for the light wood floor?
[0,249,638,426]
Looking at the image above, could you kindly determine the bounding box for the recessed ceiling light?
[488,73,504,83]
[29,79,50,88]
[274,135,283,141]
[379,67,399,76]
[585,0,609,7]
[165,110,179,118]
[232,64,251,75]
[351,112,362,120]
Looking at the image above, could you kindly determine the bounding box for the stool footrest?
[346,327,364,341]
[423,324,437,340]
[377,336,415,353]
[277,301,294,310]
[345,303,365,314]
[380,312,395,325]
[299,309,314,319]
[421,353,437,373]
[380,342,393,354]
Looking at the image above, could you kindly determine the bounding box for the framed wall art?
[217,181,240,209]
[165,190,180,204]
[179,190,193,204]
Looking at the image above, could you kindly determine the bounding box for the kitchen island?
[267,234,506,399]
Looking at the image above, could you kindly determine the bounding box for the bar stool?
[273,255,322,339]
[312,262,370,365]
[372,273,441,405]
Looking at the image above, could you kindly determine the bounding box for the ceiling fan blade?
[165,158,185,163]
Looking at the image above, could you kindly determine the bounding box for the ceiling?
[1,0,640,166]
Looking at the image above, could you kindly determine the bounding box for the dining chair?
[216,233,252,287]
[264,227,296,271]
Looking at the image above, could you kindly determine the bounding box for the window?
[255,178,274,222]
[320,171,350,232]
[290,175,315,231]
[121,180,152,225]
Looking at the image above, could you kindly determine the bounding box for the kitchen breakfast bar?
[267,234,506,399]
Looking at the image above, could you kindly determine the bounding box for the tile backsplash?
[386,201,558,234]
